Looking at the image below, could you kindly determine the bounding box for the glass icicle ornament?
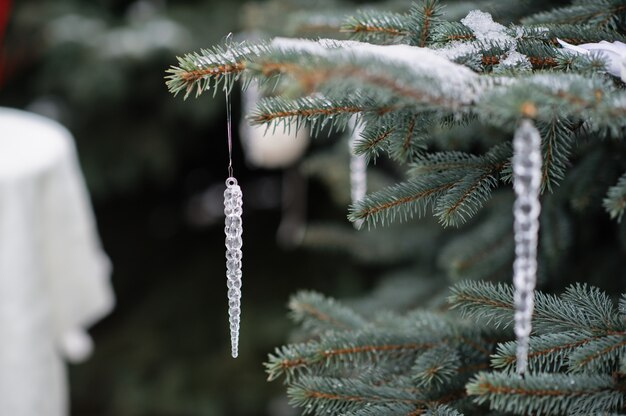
[223,88,243,359]
[512,119,542,375]
[349,116,367,229]
[224,176,243,358]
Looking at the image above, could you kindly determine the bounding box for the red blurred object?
[0,0,11,86]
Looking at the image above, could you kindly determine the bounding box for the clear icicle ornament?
[224,176,243,358]
[348,116,367,229]
[512,119,542,375]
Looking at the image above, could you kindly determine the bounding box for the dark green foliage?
[166,41,270,98]
[454,283,626,359]
[478,74,626,134]
[450,281,626,334]
[288,376,419,414]
[453,283,626,414]
[431,22,474,44]
[568,334,626,373]
[537,116,575,192]
[438,197,514,281]
[249,95,372,136]
[265,283,626,415]
[265,291,496,414]
[491,332,591,373]
[342,10,412,43]
[565,146,622,213]
[522,0,626,29]
[167,0,626,414]
[349,145,509,227]
[412,345,461,388]
[425,405,465,416]
[540,24,626,44]
[408,0,445,47]
[168,18,626,227]
[467,372,624,415]
[355,111,431,163]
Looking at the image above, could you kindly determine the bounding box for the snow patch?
[271,38,481,103]
[461,10,511,44]
[558,38,626,82]
[436,10,515,62]
[437,10,534,72]
[500,50,531,70]
[434,42,480,60]
[272,37,359,53]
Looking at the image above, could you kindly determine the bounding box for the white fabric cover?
[0,108,114,416]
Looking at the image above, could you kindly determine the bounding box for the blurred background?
[0,0,377,415]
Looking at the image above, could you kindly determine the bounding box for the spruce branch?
[538,117,575,192]
[448,281,514,330]
[412,346,461,388]
[424,405,464,416]
[350,145,509,228]
[491,332,596,373]
[165,41,270,99]
[467,372,624,415]
[259,39,481,110]
[289,291,369,333]
[281,40,482,107]
[387,113,428,163]
[248,95,392,136]
[408,151,488,176]
[603,172,626,222]
[476,43,560,71]
[449,281,626,335]
[619,294,626,317]
[561,283,624,332]
[433,169,499,227]
[167,39,487,137]
[555,51,609,74]
[339,403,423,416]
[541,24,626,45]
[522,0,626,29]
[341,10,412,43]
[409,0,444,47]
[266,343,319,382]
[287,376,424,415]
[348,173,457,228]
[354,111,430,163]
[515,40,560,69]
[341,0,446,48]
[354,124,396,163]
[431,22,475,44]
[479,74,626,133]
[265,330,437,381]
[568,334,626,374]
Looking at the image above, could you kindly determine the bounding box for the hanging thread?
[224,92,243,358]
[226,90,234,178]
[512,119,542,375]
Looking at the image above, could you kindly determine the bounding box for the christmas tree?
[167,0,626,414]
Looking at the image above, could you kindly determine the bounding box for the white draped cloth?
[0,108,114,416]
